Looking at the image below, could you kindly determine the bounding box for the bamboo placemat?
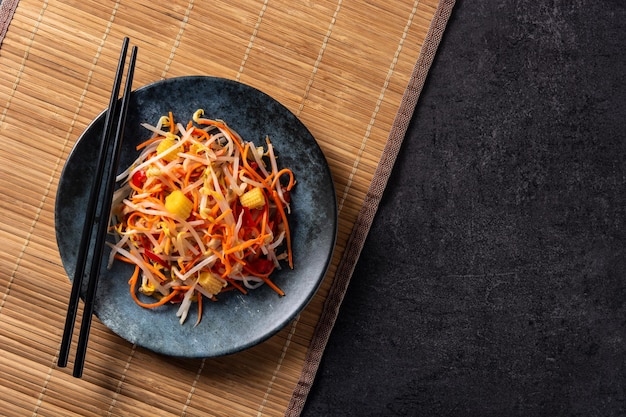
[0,0,454,415]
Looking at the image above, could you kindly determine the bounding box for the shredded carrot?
[136,135,162,151]
[260,275,285,297]
[109,111,295,325]
[168,111,175,133]
[194,293,203,327]
[272,190,293,268]
[129,265,181,308]
[115,254,136,264]
[271,168,295,190]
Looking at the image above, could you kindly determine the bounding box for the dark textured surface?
[303,1,626,416]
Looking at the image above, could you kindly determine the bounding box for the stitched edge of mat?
[0,0,19,46]
[285,1,456,415]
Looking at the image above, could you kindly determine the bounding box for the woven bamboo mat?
[0,0,454,415]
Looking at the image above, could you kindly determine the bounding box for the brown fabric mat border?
[285,0,456,414]
[0,0,19,46]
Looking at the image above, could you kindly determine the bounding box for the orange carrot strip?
[184,162,203,188]
[129,265,180,308]
[271,168,295,190]
[115,254,136,264]
[223,278,247,294]
[213,208,233,225]
[222,234,269,256]
[272,190,293,268]
[141,258,169,282]
[126,212,153,231]
[169,111,175,133]
[260,275,285,296]
[195,292,203,326]
[136,135,164,151]
[193,128,211,141]
[220,256,233,278]
[191,189,199,214]
[172,285,192,291]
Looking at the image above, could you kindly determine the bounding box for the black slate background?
[302,1,626,416]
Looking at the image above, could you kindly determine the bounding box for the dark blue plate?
[55,76,337,357]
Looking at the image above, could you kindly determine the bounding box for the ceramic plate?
[55,76,337,357]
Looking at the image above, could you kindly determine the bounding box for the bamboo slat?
[0,0,453,415]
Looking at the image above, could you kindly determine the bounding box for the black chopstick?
[73,44,137,378]
[58,37,137,377]
[57,37,129,369]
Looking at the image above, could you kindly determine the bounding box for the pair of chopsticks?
[58,37,138,378]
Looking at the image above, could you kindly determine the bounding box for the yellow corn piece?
[198,271,226,295]
[239,187,266,209]
[165,190,193,219]
[156,135,181,162]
